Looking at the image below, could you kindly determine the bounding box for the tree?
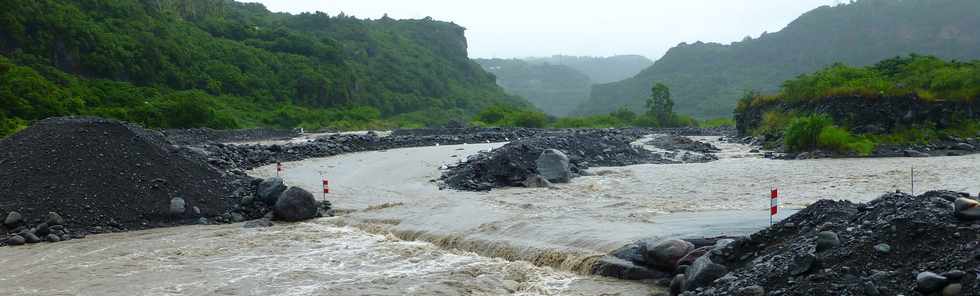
[646,83,673,126]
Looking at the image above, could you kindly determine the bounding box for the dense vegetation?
[737,55,980,154]
[470,83,697,129]
[475,58,591,116]
[525,55,653,84]
[0,0,531,137]
[580,0,980,119]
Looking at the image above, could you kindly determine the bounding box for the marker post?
[770,187,779,226]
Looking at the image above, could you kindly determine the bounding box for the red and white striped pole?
[322,179,330,199]
[770,187,779,226]
[276,162,283,177]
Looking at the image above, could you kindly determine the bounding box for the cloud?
[250,0,839,59]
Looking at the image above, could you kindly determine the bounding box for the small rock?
[904,150,930,157]
[916,271,948,293]
[942,283,962,296]
[45,233,61,243]
[942,270,965,280]
[34,223,50,236]
[954,198,980,220]
[816,231,840,252]
[4,211,23,226]
[6,235,26,246]
[737,285,765,296]
[954,143,975,151]
[873,243,891,254]
[862,281,881,296]
[21,232,41,243]
[670,274,686,295]
[169,197,186,215]
[592,255,667,280]
[46,212,65,226]
[789,253,817,276]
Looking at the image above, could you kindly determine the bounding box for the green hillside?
[475,58,591,116]
[580,0,980,119]
[0,0,529,137]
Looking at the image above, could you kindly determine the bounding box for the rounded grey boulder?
[22,232,41,244]
[915,271,947,292]
[169,197,186,215]
[4,211,23,226]
[641,239,695,271]
[257,177,288,205]
[685,255,728,291]
[535,149,571,183]
[816,231,840,252]
[6,235,26,246]
[46,212,65,226]
[273,187,319,222]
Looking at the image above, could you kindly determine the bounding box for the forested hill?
[0,0,529,136]
[526,55,653,84]
[579,0,980,119]
[475,58,591,116]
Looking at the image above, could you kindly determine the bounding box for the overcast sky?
[252,0,842,60]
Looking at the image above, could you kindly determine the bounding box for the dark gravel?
[162,128,299,145]
[681,191,980,296]
[0,117,257,246]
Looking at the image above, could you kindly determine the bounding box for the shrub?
[784,114,833,152]
[817,126,875,155]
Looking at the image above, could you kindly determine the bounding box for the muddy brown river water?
[2,136,978,295]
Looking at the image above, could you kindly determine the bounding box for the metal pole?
[910,166,915,196]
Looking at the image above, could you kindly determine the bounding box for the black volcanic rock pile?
[0,117,257,246]
[162,127,300,145]
[673,191,980,296]
[439,130,676,191]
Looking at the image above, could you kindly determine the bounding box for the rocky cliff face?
[735,95,980,137]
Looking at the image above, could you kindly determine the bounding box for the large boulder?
[954,198,980,220]
[591,256,668,280]
[641,239,696,271]
[257,177,288,205]
[535,149,571,183]
[685,255,728,291]
[273,187,319,222]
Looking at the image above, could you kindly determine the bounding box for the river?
[2,136,978,295]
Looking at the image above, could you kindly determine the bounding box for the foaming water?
[0,219,651,296]
[251,136,980,273]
